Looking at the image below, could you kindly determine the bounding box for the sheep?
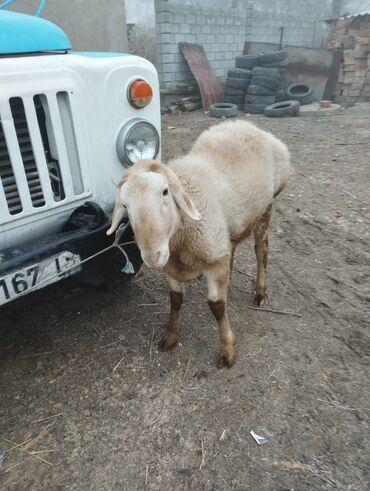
[107,120,291,368]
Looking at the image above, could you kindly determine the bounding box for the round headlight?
[117,120,160,166]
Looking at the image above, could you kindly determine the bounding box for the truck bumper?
[0,202,141,306]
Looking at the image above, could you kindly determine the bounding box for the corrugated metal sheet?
[179,42,223,110]
[342,11,370,18]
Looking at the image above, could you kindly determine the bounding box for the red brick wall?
[328,15,370,105]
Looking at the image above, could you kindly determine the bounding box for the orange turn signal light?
[128,79,153,109]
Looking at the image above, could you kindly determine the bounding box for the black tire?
[264,100,300,117]
[244,103,266,114]
[257,50,287,64]
[245,94,275,105]
[227,68,252,79]
[225,77,250,90]
[259,58,289,68]
[209,103,238,118]
[275,89,286,102]
[286,83,314,105]
[224,94,245,104]
[251,75,280,90]
[280,79,290,89]
[224,87,246,96]
[235,55,258,70]
[252,67,280,79]
[247,84,276,96]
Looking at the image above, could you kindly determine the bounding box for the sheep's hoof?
[216,347,235,369]
[254,291,266,307]
[159,333,179,351]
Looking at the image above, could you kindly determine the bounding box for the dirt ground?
[1,107,370,491]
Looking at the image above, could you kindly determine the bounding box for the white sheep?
[107,120,291,368]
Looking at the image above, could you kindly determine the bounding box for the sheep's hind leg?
[254,204,272,307]
[159,278,184,351]
[206,263,236,368]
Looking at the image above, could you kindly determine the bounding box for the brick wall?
[155,0,247,90]
[328,15,370,105]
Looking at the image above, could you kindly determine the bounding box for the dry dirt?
[1,107,370,491]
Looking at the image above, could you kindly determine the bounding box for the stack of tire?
[238,50,288,114]
[224,67,252,110]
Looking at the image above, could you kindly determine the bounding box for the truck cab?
[0,9,161,305]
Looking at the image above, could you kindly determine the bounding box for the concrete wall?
[246,3,329,49]
[155,0,247,90]
[155,0,331,92]
[248,42,333,100]
[6,0,128,52]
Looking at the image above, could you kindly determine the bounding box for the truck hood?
[0,10,71,54]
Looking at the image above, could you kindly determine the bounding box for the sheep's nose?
[146,251,161,267]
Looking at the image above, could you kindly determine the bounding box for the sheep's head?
[107,160,201,269]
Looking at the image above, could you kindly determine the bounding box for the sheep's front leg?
[159,278,184,351]
[205,263,236,368]
[254,204,272,307]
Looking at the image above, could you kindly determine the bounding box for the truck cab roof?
[0,10,72,55]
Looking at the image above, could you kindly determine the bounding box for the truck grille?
[0,91,84,221]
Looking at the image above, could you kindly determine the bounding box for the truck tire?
[209,103,238,118]
[247,84,276,96]
[257,50,287,64]
[252,67,280,79]
[224,87,246,96]
[235,55,258,69]
[250,75,280,90]
[245,94,275,105]
[286,83,314,105]
[225,77,250,90]
[264,100,300,117]
[244,103,267,114]
[227,68,252,79]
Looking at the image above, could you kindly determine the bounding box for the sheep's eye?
[163,188,169,196]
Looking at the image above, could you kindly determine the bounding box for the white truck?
[0,7,161,305]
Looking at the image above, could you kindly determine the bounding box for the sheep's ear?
[106,188,127,235]
[169,176,201,221]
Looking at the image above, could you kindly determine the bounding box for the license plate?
[0,251,81,305]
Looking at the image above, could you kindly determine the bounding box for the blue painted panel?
[0,10,71,54]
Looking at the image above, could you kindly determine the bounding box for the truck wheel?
[209,103,238,118]
[264,100,300,117]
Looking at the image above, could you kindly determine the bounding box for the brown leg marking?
[229,242,236,278]
[254,204,272,307]
[208,300,236,368]
[159,290,183,351]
